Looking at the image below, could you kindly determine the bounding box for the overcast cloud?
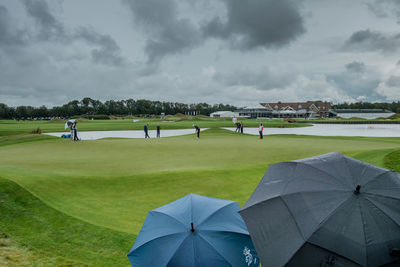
[0,0,399,107]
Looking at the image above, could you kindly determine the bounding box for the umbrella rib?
[129,232,186,254]
[241,189,350,211]
[164,235,193,267]
[364,196,400,227]
[197,233,232,265]
[197,202,236,228]
[306,195,353,238]
[358,198,369,266]
[280,195,306,241]
[364,192,400,201]
[151,210,188,228]
[292,162,353,190]
[362,171,394,188]
[200,229,250,236]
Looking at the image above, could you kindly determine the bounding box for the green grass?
[0,178,134,266]
[0,123,400,266]
[383,149,400,172]
[0,118,309,137]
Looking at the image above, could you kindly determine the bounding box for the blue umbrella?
[128,193,259,267]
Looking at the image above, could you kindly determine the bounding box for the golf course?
[1,118,400,266]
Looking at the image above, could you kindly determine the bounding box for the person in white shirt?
[258,123,264,139]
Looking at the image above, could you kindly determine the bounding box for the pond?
[224,124,400,137]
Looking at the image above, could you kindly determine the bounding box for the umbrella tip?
[354,185,361,195]
[191,222,195,232]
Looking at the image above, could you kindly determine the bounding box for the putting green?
[1,128,400,235]
[1,126,400,266]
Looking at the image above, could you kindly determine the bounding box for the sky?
[1,0,400,107]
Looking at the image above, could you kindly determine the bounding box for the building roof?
[241,104,269,110]
[260,101,331,112]
[210,111,236,114]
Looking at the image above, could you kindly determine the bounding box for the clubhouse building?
[235,101,331,119]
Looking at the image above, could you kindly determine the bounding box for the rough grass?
[0,178,134,266]
[383,149,400,172]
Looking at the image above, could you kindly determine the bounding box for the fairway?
[1,126,400,266]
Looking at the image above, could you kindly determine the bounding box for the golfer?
[144,123,150,138]
[258,123,264,139]
[235,122,240,132]
[70,124,74,140]
[72,121,79,141]
[240,122,244,134]
[193,124,200,139]
[156,124,160,138]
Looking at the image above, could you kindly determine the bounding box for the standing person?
[240,121,244,134]
[235,122,240,132]
[258,123,264,139]
[70,123,74,141]
[156,124,161,138]
[72,121,79,141]
[193,124,200,139]
[144,123,150,138]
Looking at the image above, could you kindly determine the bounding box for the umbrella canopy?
[128,193,259,267]
[64,119,75,129]
[240,152,400,267]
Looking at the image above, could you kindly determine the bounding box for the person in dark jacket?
[144,124,150,138]
[156,125,161,138]
[72,121,79,141]
[193,124,200,139]
[235,122,240,132]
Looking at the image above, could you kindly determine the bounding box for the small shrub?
[31,127,42,134]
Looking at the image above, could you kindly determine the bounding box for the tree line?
[332,101,400,113]
[0,98,237,119]
[1,99,399,120]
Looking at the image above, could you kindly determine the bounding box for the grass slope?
[0,178,134,266]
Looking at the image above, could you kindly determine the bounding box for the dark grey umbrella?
[240,152,400,267]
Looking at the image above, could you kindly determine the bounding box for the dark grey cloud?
[343,29,400,54]
[367,0,400,24]
[328,61,380,100]
[74,27,124,66]
[11,0,125,66]
[345,61,366,73]
[215,67,294,90]
[385,75,400,87]
[18,0,125,66]
[0,5,28,46]
[123,0,201,63]
[123,0,306,62]
[21,0,66,41]
[202,0,306,50]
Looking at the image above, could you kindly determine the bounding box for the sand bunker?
[45,129,207,140]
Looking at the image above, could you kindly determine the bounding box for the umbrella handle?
[191,223,195,232]
[354,185,361,195]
